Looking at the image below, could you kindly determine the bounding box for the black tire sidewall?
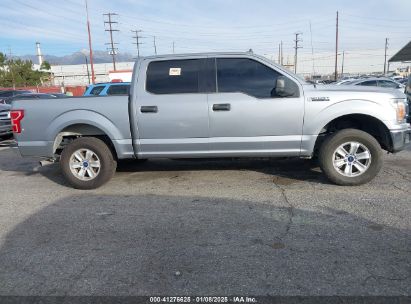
[319,129,383,186]
[60,137,116,189]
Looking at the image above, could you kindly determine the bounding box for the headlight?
[390,98,407,123]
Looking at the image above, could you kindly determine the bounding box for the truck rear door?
[133,58,210,158]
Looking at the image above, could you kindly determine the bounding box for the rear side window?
[89,86,105,96]
[379,80,398,88]
[14,95,38,100]
[216,58,290,98]
[0,91,15,98]
[146,59,200,94]
[358,80,377,87]
[107,84,130,95]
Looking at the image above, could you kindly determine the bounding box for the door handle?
[212,103,231,111]
[140,106,158,113]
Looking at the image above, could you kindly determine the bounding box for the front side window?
[107,85,130,95]
[89,86,105,96]
[146,59,200,94]
[216,58,297,98]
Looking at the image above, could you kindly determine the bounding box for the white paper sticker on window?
[169,68,181,76]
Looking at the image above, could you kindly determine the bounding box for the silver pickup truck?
[11,52,411,189]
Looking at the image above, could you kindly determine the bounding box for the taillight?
[10,110,24,133]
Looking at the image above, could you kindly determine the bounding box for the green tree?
[40,61,51,70]
[0,52,50,87]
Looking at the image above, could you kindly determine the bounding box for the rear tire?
[60,137,117,189]
[318,129,383,186]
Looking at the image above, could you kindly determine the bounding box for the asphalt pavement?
[0,139,409,296]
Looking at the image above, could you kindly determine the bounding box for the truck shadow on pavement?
[0,150,328,187]
[0,194,409,295]
[116,158,328,185]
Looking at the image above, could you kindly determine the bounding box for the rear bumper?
[14,140,54,158]
[390,127,411,152]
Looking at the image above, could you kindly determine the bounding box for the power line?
[104,12,119,71]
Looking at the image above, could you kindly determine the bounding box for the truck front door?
[207,57,305,157]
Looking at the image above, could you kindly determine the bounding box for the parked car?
[335,79,357,85]
[0,90,32,104]
[83,82,130,96]
[341,77,405,92]
[406,75,411,122]
[11,52,410,189]
[0,103,12,139]
[1,93,67,105]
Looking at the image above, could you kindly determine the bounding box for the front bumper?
[390,127,411,152]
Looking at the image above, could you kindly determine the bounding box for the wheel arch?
[47,110,126,158]
[313,113,393,155]
[52,123,118,159]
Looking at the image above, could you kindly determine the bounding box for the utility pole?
[153,36,157,55]
[172,41,175,54]
[84,0,95,84]
[294,33,302,74]
[334,11,339,81]
[131,29,143,58]
[104,12,119,71]
[8,47,15,89]
[384,38,389,75]
[341,51,345,77]
[278,43,281,64]
[309,21,316,76]
[281,41,283,65]
[84,55,91,84]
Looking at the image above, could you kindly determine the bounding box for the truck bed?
[12,95,134,159]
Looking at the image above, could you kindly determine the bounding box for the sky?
[0,0,410,75]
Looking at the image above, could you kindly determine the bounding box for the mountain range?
[18,50,135,65]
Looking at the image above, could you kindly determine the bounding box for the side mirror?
[275,76,298,97]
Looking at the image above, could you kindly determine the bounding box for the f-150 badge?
[310,97,330,102]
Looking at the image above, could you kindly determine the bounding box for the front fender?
[304,99,393,136]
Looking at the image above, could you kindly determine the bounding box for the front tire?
[60,137,117,189]
[318,129,383,186]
